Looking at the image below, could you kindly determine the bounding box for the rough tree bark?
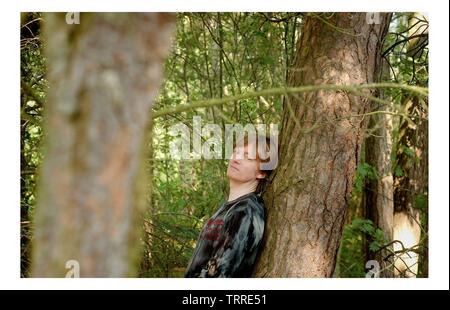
[32,13,174,277]
[254,13,391,277]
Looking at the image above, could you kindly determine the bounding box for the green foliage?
[354,163,379,193]
[338,218,388,277]
[140,13,299,277]
[338,219,367,278]
[350,218,388,252]
[20,13,46,277]
[394,165,404,177]
[414,193,428,211]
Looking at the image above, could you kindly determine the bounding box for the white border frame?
[1,0,448,290]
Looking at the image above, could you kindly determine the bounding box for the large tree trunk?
[254,13,391,277]
[364,59,394,277]
[32,13,174,277]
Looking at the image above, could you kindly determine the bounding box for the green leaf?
[400,144,415,158]
[374,229,387,243]
[369,242,379,252]
[415,194,428,210]
[394,165,404,177]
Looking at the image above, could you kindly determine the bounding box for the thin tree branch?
[152,83,428,119]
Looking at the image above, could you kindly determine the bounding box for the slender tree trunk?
[254,13,391,277]
[364,59,394,277]
[392,95,427,277]
[32,13,174,277]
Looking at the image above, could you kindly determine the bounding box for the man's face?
[226,143,265,183]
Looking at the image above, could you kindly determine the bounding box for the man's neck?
[228,179,258,202]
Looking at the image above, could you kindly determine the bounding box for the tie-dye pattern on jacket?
[184,192,266,278]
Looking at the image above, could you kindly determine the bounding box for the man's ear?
[256,171,266,180]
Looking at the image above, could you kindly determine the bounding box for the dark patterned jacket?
[184,192,266,278]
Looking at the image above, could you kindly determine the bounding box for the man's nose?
[231,158,240,165]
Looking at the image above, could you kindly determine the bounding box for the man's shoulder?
[231,193,265,217]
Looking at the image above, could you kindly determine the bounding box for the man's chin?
[227,174,249,184]
[227,170,238,179]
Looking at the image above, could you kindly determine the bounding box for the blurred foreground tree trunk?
[32,13,174,277]
[254,13,391,277]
